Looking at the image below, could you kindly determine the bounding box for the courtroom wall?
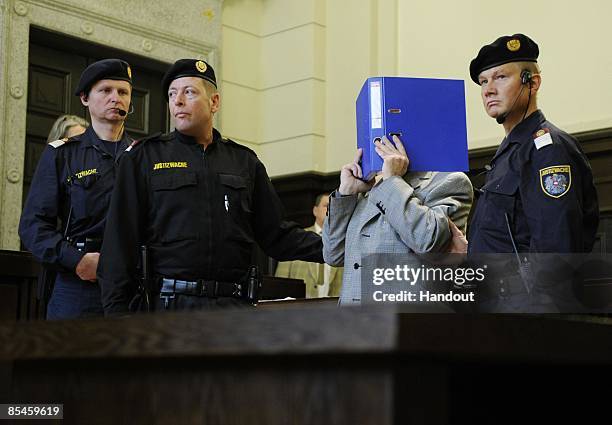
[2,0,611,248]
[221,0,326,176]
[221,0,612,176]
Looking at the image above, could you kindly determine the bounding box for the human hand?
[75,252,100,282]
[446,220,468,254]
[375,135,409,180]
[338,148,374,195]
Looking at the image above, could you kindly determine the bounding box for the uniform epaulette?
[48,137,73,149]
[532,128,554,151]
[223,137,257,156]
[125,132,164,152]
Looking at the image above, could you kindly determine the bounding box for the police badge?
[539,165,571,198]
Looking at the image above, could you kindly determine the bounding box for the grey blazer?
[322,172,473,305]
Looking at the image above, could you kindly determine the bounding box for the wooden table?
[0,304,611,424]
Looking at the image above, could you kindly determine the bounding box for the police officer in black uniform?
[19,59,134,320]
[467,34,599,311]
[98,59,323,315]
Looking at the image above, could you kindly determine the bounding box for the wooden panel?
[271,173,339,227]
[260,276,306,299]
[28,65,70,116]
[11,361,392,425]
[2,309,612,423]
[0,285,18,321]
[125,87,150,136]
[3,308,612,363]
[0,250,43,321]
[0,307,396,360]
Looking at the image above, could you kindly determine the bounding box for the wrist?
[338,185,351,196]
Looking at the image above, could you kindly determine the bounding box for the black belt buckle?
[160,279,176,308]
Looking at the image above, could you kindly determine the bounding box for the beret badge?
[506,39,521,52]
[195,60,207,73]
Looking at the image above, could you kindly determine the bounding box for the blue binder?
[356,76,469,180]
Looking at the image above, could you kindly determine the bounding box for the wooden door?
[24,27,170,204]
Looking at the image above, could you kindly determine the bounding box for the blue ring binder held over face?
[356,76,469,181]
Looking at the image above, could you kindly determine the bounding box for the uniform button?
[496,184,500,189]
[353,263,360,270]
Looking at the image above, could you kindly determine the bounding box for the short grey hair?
[514,61,541,77]
[202,79,218,97]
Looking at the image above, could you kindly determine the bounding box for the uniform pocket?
[69,171,108,218]
[481,172,519,226]
[485,172,519,196]
[150,171,199,243]
[219,173,253,243]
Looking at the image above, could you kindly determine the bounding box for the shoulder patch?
[533,128,553,150]
[223,138,257,156]
[539,165,571,198]
[48,137,70,148]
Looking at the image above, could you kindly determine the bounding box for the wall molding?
[29,0,218,54]
[223,21,325,39]
[223,76,326,93]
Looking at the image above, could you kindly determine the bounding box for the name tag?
[153,161,188,170]
[75,168,97,179]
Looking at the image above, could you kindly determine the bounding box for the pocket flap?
[484,173,519,196]
[151,172,197,191]
[218,173,247,189]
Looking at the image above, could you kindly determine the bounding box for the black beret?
[74,59,132,96]
[469,34,539,84]
[161,59,217,99]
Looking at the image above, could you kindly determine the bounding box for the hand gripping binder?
[356,76,469,180]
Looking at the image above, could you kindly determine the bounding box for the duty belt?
[159,278,245,299]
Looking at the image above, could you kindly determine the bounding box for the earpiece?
[521,70,532,85]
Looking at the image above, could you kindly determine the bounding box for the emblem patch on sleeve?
[539,165,571,198]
